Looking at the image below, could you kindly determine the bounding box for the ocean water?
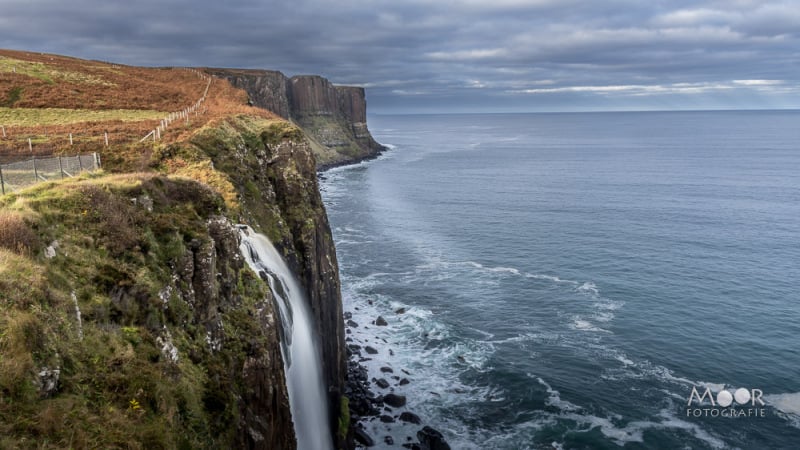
[319,111,800,449]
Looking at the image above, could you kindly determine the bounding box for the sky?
[2,0,800,113]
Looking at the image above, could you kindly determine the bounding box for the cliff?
[0,50,351,449]
[0,116,347,449]
[207,69,385,169]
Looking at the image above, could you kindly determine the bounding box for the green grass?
[0,107,166,126]
[0,56,115,86]
[2,87,22,107]
[0,172,276,448]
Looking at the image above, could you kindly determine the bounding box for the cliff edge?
[0,50,348,449]
[207,69,385,170]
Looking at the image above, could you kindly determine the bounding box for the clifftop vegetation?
[0,49,344,449]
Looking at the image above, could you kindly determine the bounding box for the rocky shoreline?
[316,143,388,173]
[343,311,451,450]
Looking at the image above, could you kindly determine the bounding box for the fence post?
[78,154,83,172]
[94,152,100,169]
[69,133,73,146]
[1,125,5,138]
[28,138,32,153]
[59,156,64,179]
[32,157,38,181]
[0,165,5,195]
[104,132,109,147]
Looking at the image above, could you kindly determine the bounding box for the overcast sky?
[3,0,799,113]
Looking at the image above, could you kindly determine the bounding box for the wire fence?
[0,153,100,195]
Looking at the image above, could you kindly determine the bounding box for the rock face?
[207,69,385,169]
[0,175,296,449]
[188,117,348,447]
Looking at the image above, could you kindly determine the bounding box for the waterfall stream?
[238,226,332,450]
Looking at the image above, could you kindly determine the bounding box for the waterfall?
[238,226,333,450]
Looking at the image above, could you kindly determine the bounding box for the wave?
[570,317,612,333]
[531,373,727,449]
[766,392,800,428]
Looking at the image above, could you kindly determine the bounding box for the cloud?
[1,0,799,111]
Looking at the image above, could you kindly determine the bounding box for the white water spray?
[239,226,332,450]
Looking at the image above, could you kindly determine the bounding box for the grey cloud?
[1,0,799,111]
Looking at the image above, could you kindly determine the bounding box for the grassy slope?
[0,49,276,161]
[0,50,323,448]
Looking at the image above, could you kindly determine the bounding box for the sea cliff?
[0,50,368,449]
[207,69,385,170]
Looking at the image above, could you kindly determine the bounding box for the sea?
[318,110,800,449]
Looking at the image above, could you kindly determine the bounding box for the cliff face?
[0,175,295,449]
[0,116,347,449]
[187,117,347,447]
[208,69,385,169]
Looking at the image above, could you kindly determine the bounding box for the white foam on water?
[464,260,521,275]
[570,317,612,333]
[766,392,800,428]
[614,354,635,366]
[576,281,599,296]
[534,376,581,412]
[767,392,800,415]
[524,273,579,284]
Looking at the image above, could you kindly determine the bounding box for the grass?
[0,107,166,126]
[0,49,317,448]
[0,172,282,448]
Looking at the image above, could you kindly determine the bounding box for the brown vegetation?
[0,211,38,254]
[0,49,276,164]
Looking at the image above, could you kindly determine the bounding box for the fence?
[141,68,213,143]
[0,153,100,195]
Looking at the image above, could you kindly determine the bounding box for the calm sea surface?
[319,111,800,449]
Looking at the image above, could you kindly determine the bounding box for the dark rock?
[365,346,379,355]
[383,393,407,408]
[395,307,407,314]
[344,311,353,319]
[417,426,451,450]
[380,366,394,373]
[375,316,388,326]
[354,428,376,447]
[376,378,390,389]
[347,319,359,328]
[399,411,422,424]
[384,436,395,445]
[402,444,423,450]
[399,378,411,386]
[379,414,395,423]
[389,349,395,356]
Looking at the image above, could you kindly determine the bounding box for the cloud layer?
[3,0,799,112]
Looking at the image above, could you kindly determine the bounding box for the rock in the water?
[384,393,407,407]
[347,319,359,328]
[395,307,407,314]
[376,378,390,389]
[417,426,450,450]
[384,436,395,445]
[375,316,388,326]
[354,428,375,447]
[399,378,410,385]
[365,346,379,355]
[379,414,395,423]
[380,366,394,373]
[399,411,422,424]
[344,311,353,319]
